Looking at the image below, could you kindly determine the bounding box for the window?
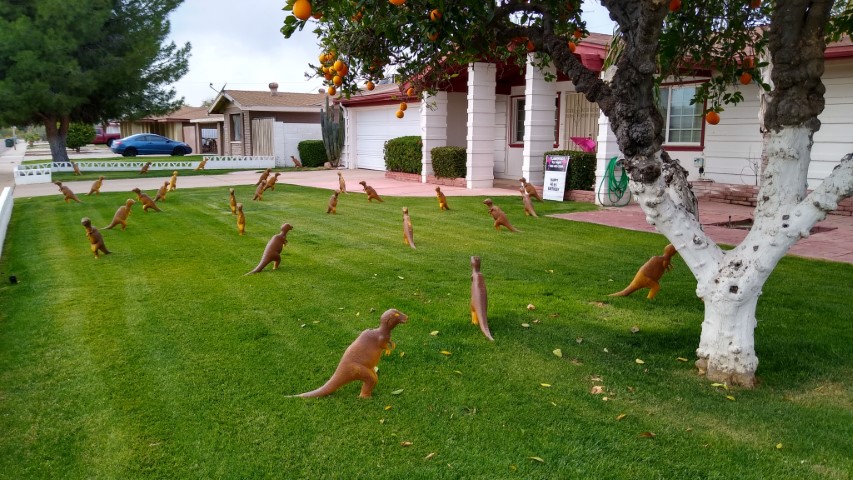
[510,95,560,147]
[230,114,243,141]
[658,85,703,146]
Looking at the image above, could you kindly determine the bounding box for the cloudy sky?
[167,1,616,107]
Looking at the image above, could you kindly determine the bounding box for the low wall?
[691,179,853,216]
[13,164,52,185]
[0,187,13,263]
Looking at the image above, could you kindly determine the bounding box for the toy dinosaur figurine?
[359,181,383,202]
[263,172,281,191]
[87,176,105,196]
[229,188,238,214]
[103,199,135,230]
[435,187,450,210]
[519,177,543,202]
[55,182,82,204]
[290,155,303,168]
[252,182,265,201]
[245,223,293,274]
[155,181,169,202]
[256,168,272,186]
[236,203,246,235]
[327,190,339,214]
[81,217,110,258]
[609,244,679,300]
[402,207,416,249]
[194,158,208,171]
[520,187,538,217]
[482,198,518,232]
[71,161,81,176]
[132,188,161,212]
[290,308,408,399]
[168,171,178,191]
[337,172,347,193]
[139,162,151,174]
[470,256,494,341]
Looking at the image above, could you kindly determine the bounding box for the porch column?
[466,62,497,188]
[594,67,626,206]
[421,91,448,182]
[522,53,556,186]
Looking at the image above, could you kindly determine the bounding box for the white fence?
[13,156,276,185]
[0,187,13,264]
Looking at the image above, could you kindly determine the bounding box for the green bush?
[297,140,327,167]
[66,123,96,152]
[543,150,597,191]
[431,146,466,178]
[384,136,422,174]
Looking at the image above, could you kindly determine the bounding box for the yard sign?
[543,155,570,201]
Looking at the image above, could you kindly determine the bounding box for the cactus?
[321,95,345,167]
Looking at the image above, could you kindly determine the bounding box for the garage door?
[354,104,421,171]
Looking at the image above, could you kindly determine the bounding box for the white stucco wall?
[446,92,468,147]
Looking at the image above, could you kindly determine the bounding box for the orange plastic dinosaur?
[338,172,347,193]
[263,172,281,191]
[194,158,207,171]
[519,177,543,202]
[229,188,238,215]
[87,176,105,196]
[327,190,339,214]
[236,203,246,235]
[245,223,293,274]
[55,182,82,203]
[402,207,416,249]
[482,198,518,232]
[435,187,450,210]
[252,182,265,201]
[256,168,271,186]
[470,256,494,341]
[290,308,408,398]
[155,181,169,202]
[71,161,81,176]
[609,244,678,299]
[168,171,178,191]
[359,181,384,202]
[139,162,151,174]
[81,217,110,258]
[103,199,135,230]
[132,188,161,212]
[290,155,303,168]
[520,187,538,217]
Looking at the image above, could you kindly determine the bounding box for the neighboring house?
[338,33,610,187]
[208,84,325,167]
[120,106,223,155]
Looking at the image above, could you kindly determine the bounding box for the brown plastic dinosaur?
[168,171,178,191]
[290,308,408,399]
[87,176,105,196]
[55,182,82,203]
[139,162,151,174]
[290,155,303,168]
[402,207,416,249]
[194,158,208,171]
[256,168,272,186]
[263,172,281,191]
[470,256,494,341]
[71,161,81,176]
[519,177,543,202]
[132,188,161,212]
[435,187,450,210]
[81,217,110,258]
[155,181,169,202]
[359,181,384,202]
[229,188,238,215]
[337,172,347,193]
[252,182,265,201]
[327,190,339,214]
[245,223,293,274]
[103,199,135,230]
[236,203,246,235]
[520,187,538,217]
[482,198,518,232]
[609,244,678,300]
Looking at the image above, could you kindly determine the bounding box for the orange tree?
[282,0,853,388]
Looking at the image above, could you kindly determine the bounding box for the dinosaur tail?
[288,377,341,398]
[608,284,638,297]
[102,222,116,230]
[479,321,494,341]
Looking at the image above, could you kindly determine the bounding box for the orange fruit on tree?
[739,72,752,85]
[324,72,333,80]
[292,0,312,21]
[527,40,536,52]
[705,110,720,125]
[669,0,681,12]
[366,81,375,91]
[312,11,322,20]
[333,60,346,72]
[327,85,337,95]
[406,87,415,97]
[573,29,583,39]
[743,55,755,68]
[399,102,408,111]
[430,9,442,21]
[428,31,439,42]
[568,41,577,53]
[396,110,405,119]
[333,75,343,86]
[750,0,761,8]
[389,0,406,5]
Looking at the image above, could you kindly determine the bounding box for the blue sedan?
[110,134,193,157]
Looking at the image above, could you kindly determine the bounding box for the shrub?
[543,150,597,191]
[297,140,327,167]
[66,123,96,152]
[384,136,422,174]
[431,146,466,178]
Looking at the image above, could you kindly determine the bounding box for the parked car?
[92,125,122,146]
[110,134,192,157]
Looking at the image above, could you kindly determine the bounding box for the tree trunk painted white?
[44,117,71,164]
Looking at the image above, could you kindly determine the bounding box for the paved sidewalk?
[3,144,851,264]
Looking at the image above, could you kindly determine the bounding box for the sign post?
[543,155,570,201]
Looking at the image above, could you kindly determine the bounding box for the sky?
[167,1,616,107]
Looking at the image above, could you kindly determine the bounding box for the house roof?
[209,90,326,114]
[132,105,215,123]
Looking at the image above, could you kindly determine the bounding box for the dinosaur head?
[333,190,340,196]
[482,198,493,207]
[402,207,408,214]
[359,180,367,186]
[172,171,178,175]
[236,202,243,211]
[229,188,234,194]
[54,181,62,187]
[519,177,527,183]
[132,188,141,194]
[471,256,481,270]
[380,309,408,329]
[435,187,441,193]
[280,223,293,234]
[81,217,92,228]
[99,176,104,180]
[126,199,135,207]
[663,244,678,258]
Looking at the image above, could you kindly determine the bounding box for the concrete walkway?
[2,143,851,264]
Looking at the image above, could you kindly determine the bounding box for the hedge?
[384,136,422,174]
[543,150,596,191]
[297,140,327,167]
[431,146,466,179]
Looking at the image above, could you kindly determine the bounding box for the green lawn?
[0,185,851,479]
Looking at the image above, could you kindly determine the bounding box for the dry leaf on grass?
[440,350,452,356]
[430,331,439,336]
[677,357,689,362]
[552,349,563,358]
[425,452,437,460]
[616,413,627,421]
[528,456,545,463]
[635,358,645,364]
[639,432,656,439]
[540,383,552,388]
[590,385,605,394]
[527,304,536,311]
[630,325,640,333]
[521,323,530,328]
[391,389,404,395]
[400,441,413,447]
